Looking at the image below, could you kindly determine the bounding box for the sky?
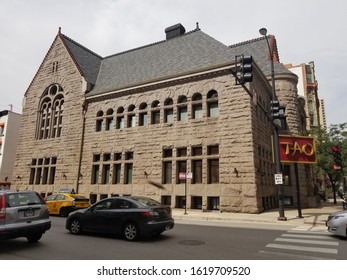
[0,0,346,127]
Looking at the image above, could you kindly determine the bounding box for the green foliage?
[314,123,346,192]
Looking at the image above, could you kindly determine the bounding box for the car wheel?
[69,218,82,235]
[123,223,139,241]
[60,207,69,217]
[26,232,43,243]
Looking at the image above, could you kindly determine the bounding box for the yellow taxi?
[45,191,90,217]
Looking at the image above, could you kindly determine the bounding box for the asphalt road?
[0,216,346,260]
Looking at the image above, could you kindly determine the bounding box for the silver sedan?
[326,210,347,238]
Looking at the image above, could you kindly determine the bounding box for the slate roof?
[61,34,102,85]
[60,25,293,97]
[87,29,236,96]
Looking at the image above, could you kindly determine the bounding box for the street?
[0,216,346,260]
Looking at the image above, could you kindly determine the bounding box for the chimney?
[165,23,186,40]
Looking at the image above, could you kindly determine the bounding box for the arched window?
[116,107,125,129]
[151,100,160,124]
[105,109,114,131]
[164,98,174,123]
[96,110,104,132]
[207,90,219,117]
[177,95,188,121]
[192,93,203,119]
[139,102,148,127]
[127,104,136,128]
[37,84,64,139]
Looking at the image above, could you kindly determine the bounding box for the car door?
[45,195,57,214]
[81,199,112,233]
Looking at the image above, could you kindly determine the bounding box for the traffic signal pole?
[260,28,287,220]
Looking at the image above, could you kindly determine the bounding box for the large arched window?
[37,84,64,139]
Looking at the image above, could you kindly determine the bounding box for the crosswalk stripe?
[266,243,338,254]
[288,230,330,235]
[275,237,338,246]
[282,233,332,239]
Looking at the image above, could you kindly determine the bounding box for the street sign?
[274,173,283,185]
[179,172,186,180]
[179,172,193,180]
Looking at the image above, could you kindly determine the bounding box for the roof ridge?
[104,27,201,59]
[60,33,103,59]
[229,36,266,48]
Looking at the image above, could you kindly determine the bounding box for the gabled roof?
[60,32,102,85]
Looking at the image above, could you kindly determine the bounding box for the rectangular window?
[106,118,114,130]
[102,164,110,184]
[178,106,188,121]
[91,165,100,184]
[112,164,121,184]
[192,160,202,184]
[114,153,122,161]
[208,102,219,117]
[116,116,125,129]
[29,157,57,185]
[192,146,202,156]
[96,119,103,132]
[163,148,172,158]
[49,166,56,184]
[125,151,134,160]
[35,168,42,184]
[192,104,203,119]
[125,163,133,184]
[208,159,219,183]
[164,108,174,123]
[103,153,111,161]
[208,145,219,155]
[42,167,49,184]
[177,147,187,157]
[151,110,160,124]
[163,161,172,184]
[128,114,136,127]
[139,112,148,126]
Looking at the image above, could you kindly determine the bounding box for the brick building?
[12,23,316,213]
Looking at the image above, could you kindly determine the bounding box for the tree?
[315,123,347,204]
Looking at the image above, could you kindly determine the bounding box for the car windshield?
[6,192,45,207]
[132,197,161,207]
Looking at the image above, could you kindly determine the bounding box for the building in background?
[0,110,21,189]
[285,62,326,132]
[11,23,317,213]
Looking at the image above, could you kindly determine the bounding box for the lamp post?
[259,28,287,220]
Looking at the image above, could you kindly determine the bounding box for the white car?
[326,210,347,238]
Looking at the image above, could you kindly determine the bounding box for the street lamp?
[259,28,287,220]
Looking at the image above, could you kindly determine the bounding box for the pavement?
[172,198,344,227]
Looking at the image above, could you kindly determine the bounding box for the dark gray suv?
[0,190,51,242]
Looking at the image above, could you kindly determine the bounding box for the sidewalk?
[172,199,344,226]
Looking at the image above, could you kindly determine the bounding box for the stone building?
[0,109,21,189]
[285,62,326,132]
[12,23,316,213]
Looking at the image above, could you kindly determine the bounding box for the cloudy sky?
[1,0,346,127]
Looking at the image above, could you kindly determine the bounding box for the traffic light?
[270,100,279,118]
[238,55,253,84]
[333,146,342,170]
[270,100,286,119]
